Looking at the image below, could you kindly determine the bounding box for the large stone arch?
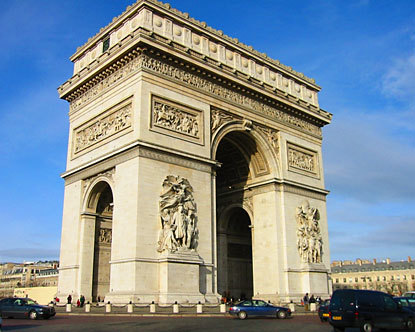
[78,173,115,302]
[57,0,332,305]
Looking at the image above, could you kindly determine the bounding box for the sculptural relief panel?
[296,201,323,264]
[72,99,133,157]
[157,175,198,253]
[150,95,203,145]
[287,142,319,178]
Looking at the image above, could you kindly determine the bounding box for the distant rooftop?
[331,257,415,273]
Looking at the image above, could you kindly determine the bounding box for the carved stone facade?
[157,176,198,253]
[57,0,332,306]
[296,201,323,264]
[287,142,319,177]
[151,96,202,144]
[73,101,132,156]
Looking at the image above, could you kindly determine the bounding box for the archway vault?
[211,120,281,182]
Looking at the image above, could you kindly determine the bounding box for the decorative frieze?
[151,95,202,144]
[69,52,322,137]
[296,201,323,264]
[287,143,318,177]
[73,100,132,156]
[70,54,142,112]
[140,55,322,137]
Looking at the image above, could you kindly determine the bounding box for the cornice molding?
[69,0,318,87]
[63,49,327,137]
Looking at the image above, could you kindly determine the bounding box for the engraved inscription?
[74,102,132,155]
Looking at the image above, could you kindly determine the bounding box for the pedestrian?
[67,294,72,304]
[76,299,80,307]
[80,295,85,307]
[303,293,309,311]
[309,294,316,303]
[97,295,101,303]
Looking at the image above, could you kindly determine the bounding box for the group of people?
[66,294,86,307]
[302,293,323,306]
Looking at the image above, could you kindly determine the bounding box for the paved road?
[0,315,364,332]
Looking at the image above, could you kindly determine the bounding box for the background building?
[331,257,415,295]
[0,261,59,298]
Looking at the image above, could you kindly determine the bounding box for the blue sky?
[0,0,414,263]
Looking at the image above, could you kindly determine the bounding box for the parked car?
[404,292,415,299]
[0,297,56,320]
[229,299,291,320]
[395,297,415,313]
[329,289,414,332]
[318,299,330,322]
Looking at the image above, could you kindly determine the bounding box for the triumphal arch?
[57,0,332,304]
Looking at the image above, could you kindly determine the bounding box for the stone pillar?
[310,303,316,312]
[66,303,72,312]
[77,213,96,301]
[105,302,111,313]
[127,303,133,313]
[173,303,179,313]
[289,303,295,312]
[196,303,203,313]
[85,302,91,312]
[220,303,226,313]
[150,302,156,313]
[158,251,205,304]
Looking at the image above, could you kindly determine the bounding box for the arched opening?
[216,130,263,301]
[217,207,253,300]
[89,182,113,302]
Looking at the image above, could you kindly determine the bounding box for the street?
[0,315,360,332]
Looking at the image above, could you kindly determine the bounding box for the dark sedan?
[318,299,330,322]
[229,299,291,320]
[0,297,56,320]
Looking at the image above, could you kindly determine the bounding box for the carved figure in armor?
[295,201,323,263]
[157,175,198,253]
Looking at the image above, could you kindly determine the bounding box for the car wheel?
[29,310,38,320]
[277,310,287,319]
[407,319,414,330]
[360,321,373,332]
[238,311,247,320]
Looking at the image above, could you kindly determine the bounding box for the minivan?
[329,289,414,332]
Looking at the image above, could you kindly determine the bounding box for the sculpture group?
[296,201,323,263]
[157,175,198,253]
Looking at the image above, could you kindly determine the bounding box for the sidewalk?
[54,303,319,317]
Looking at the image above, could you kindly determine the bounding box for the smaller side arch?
[82,174,115,214]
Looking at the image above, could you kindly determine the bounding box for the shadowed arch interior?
[90,182,113,302]
[216,131,265,301]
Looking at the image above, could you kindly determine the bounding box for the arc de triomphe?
[57,0,332,304]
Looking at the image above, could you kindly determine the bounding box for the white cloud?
[382,53,415,103]
[324,111,415,203]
